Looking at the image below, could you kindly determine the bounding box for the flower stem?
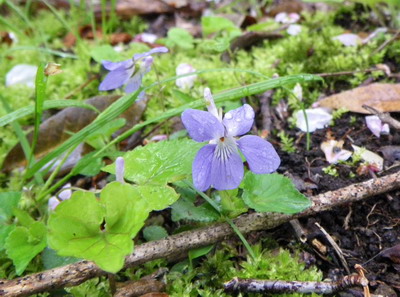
[185,181,256,260]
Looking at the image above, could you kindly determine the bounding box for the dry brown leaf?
[316,83,400,114]
[3,95,146,172]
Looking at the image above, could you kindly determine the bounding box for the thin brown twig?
[1,171,400,296]
[372,30,400,55]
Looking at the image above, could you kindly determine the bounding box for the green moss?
[167,243,322,297]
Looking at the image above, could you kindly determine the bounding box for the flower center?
[215,136,237,162]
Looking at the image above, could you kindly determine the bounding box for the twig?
[1,171,400,296]
[362,105,400,130]
[372,30,400,55]
[224,274,369,295]
[315,222,350,274]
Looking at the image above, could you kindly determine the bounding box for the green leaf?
[166,28,194,49]
[5,221,47,275]
[241,173,311,214]
[188,245,214,264]
[135,184,180,211]
[171,197,219,222]
[42,248,79,269]
[90,44,121,63]
[0,224,15,251]
[13,208,35,228]
[216,189,248,217]
[172,89,196,103]
[0,192,21,223]
[201,16,240,37]
[143,226,168,242]
[48,182,150,273]
[103,139,204,185]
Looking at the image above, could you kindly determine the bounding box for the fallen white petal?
[352,145,383,171]
[6,64,38,87]
[141,33,158,43]
[176,63,197,90]
[321,140,352,164]
[287,24,302,36]
[275,12,300,24]
[296,108,333,132]
[332,33,361,47]
[365,115,390,138]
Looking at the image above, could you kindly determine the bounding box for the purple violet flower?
[99,46,168,93]
[181,88,281,191]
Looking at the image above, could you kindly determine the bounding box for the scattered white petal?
[275,12,300,24]
[352,145,383,171]
[140,33,158,43]
[296,108,333,132]
[113,44,125,52]
[9,32,18,44]
[176,63,197,90]
[365,115,390,138]
[150,134,168,142]
[293,83,303,101]
[287,24,302,36]
[6,64,38,87]
[321,140,352,164]
[332,33,361,47]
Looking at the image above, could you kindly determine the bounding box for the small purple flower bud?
[116,157,125,183]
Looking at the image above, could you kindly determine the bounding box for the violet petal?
[115,157,125,183]
[211,150,244,190]
[366,115,384,138]
[99,67,134,91]
[124,72,144,93]
[181,109,224,142]
[192,144,215,191]
[223,104,254,137]
[237,135,280,174]
[102,59,133,71]
[48,197,60,211]
[133,46,168,61]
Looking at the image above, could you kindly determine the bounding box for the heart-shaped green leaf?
[241,173,311,214]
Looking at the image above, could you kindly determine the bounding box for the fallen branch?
[1,171,400,296]
[223,275,368,295]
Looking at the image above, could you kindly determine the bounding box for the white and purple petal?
[223,104,255,137]
[124,72,144,93]
[99,67,135,91]
[181,109,224,142]
[237,135,280,174]
[102,59,134,71]
[211,146,244,191]
[192,144,215,191]
[133,46,168,61]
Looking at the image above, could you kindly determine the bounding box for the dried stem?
[1,171,400,296]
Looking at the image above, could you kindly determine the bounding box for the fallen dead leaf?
[3,95,147,172]
[316,83,400,114]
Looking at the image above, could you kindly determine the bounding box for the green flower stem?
[186,181,256,260]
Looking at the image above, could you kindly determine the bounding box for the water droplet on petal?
[244,107,254,120]
[225,112,233,120]
[236,118,241,122]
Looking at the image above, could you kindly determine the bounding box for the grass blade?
[29,63,48,166]
[0,100,99,127]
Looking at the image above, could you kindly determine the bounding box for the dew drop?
[225,112,233,120]
[244,107,254,120]
[236,118,241,122]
